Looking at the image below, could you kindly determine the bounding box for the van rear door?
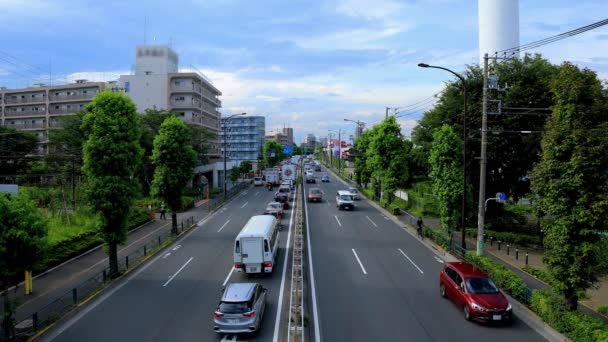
[241,237,264,273]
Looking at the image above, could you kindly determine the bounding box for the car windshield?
[218,301,250,314]
[279,187,289,193]
[310,189,321,194]
[465,277,499,294]
[340,195,353,201]
[349,189,358,193]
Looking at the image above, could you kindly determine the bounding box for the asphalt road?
[39,185,294,342]
[304,166,546,342]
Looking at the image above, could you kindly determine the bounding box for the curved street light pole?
[223,112,246,200]
[418,63,467,250]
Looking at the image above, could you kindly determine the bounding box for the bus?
[234,215,280,274]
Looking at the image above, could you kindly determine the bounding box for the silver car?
[348,187,360,200]
[214,283,267,334]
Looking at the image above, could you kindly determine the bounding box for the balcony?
[48,121,64,128]
[6,122,46,129]
[49,107,82,115]
[170,100,202,110]
[4,110,47,118]
[49,93,97,102]
[3,95,47,105]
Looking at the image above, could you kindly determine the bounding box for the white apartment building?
[220,116,265,163]
[118,45,222,159]
[0,80,106,154]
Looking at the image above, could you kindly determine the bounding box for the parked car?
[274,191,290,209]
[439,262,512,323]
[348,187,360,200]
[307,188,323,202]
[321,175,330,183]
[213,283,267,334]
[264,201,284,218]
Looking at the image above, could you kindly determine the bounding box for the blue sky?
[1,0,607,144]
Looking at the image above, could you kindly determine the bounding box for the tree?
[0,193,47,340]
[190,124,215,165]
[263,141,285,167]
[354,129,373,187]
[531,62,608,311]
[151,116,197,235]
[138,108,173,195]
[82,91,143,277]
[0,126,39,180]
[239,160,252,174]
[429,125,464,232]
[229,166,241,183]
[367,116,410,203]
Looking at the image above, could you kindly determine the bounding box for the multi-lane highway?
[39,185,294,342]
[304,165,545,342]
[38,163,547,342]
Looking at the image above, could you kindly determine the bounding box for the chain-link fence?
[4,216,197,342]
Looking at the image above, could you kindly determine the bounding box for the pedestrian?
[417,217,423,238]
[160,203,166,220]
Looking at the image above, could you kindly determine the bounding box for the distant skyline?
[1,0,607,144]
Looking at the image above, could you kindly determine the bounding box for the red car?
[264,202,284,218]
[307,188,322,202]
[439,262,512,323]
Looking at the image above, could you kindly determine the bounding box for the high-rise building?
[220,116,265,162]
[266,132,289,146]
[282,127,293,145]
[118,45,222,158]
[306,134,316,147]
[0,80,107,154]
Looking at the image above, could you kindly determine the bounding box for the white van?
[234,215,280,274]
[336,190,355,210]
[253,177,264,186]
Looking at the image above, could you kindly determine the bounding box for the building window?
[55,105,60,109]
[175,80,182,86]
[124,81,130,93]
[83,90,87,94]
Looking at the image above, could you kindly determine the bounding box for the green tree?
[138,108,173,195]
[263,141,285,167]
[82,91,143,276]
[151,116,197,235]
[0,127,39,179]
[0,193,47,340]
[239,160,252,174]
[367,116,410,203]
[229,166,241,183]
[190,124,215,165]
[531,62,608,311]
[354,129,373,187]
[429,125,464,232]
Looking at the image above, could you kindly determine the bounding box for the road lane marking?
[434,256,444,264]
[273,186,296,342]
[254,191,260,197]
[366,216,378,228]
[352,249,367,275]
[172,244,182,251]
[222,266,235,287]
[217,219,231,233]
[334,215,342,227]
[220,335,238,342]
[240,202,248,208]
[303,185,321,342]
[398,248,424,274]
[163,253,171,259]
[163,257,194,287]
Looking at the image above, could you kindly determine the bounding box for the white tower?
[478,0,519,64]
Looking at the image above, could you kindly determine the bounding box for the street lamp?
[223,112,246,200]
[418,62,468,250]
[344,118,365,140]
[328,129,345,175]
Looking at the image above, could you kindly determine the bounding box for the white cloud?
[255,95,282,102]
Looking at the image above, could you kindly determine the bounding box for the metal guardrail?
[3,215,197,341]
[288,166,305,342]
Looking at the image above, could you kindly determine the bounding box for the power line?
[497,18,608,55]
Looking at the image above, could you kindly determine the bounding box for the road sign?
[283,145,293,155]
[497,192,507,202]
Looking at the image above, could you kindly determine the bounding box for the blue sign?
[283,145,293,155]
[497,192,507,201]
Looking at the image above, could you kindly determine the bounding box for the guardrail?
[288,167,305,341]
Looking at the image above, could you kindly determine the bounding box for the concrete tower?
[478,0,519,63]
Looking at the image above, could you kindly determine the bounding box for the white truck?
[282,164,296,182]
[264,168,280,185]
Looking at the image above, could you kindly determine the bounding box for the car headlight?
[507,302,512,311]
[471,303,488,312]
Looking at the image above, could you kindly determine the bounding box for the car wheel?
[464,305,472,321]
[440,283,447,298]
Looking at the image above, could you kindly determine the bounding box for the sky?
[1,0,607,145]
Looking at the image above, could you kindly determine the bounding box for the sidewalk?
[5,205,208,325]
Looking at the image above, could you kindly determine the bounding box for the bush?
[127,207,151,230]
[389,203,401,215]
[180,196,194,211]
[464,251,530,304]
[37,231,102,273]
[361,188,374,200]
[523,265,555,287]
[210,188,222,197]
[530,290,608,342]
[597,305,608,317]
[424,227,450,249]
[466,228,540,246]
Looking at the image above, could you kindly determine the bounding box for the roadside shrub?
[466,228,540,246]
[389,203,401,216]
[37,231,102,273]
[424,227,450,249]
[464,251,529,304]
[530,290,608,342]
[523,265,555,287]
[180,196,194,211]
[361,188,374,200]
[596,305,608,317]
[127,207,150,230]
[209,188,222,197]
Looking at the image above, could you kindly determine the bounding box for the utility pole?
[385,107,389,119]
[477,53,489,256]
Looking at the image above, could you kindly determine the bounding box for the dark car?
[264,202,284,218]
[307,188,323,202]
[274,191,290,209]
[439,262,512,323]
[321,175,330,182]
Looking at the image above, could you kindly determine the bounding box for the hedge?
[597,305,608,317]
[464,251,530,304]
[523,265,555,287]
[530,290,608,342]
[466,228,540,246]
